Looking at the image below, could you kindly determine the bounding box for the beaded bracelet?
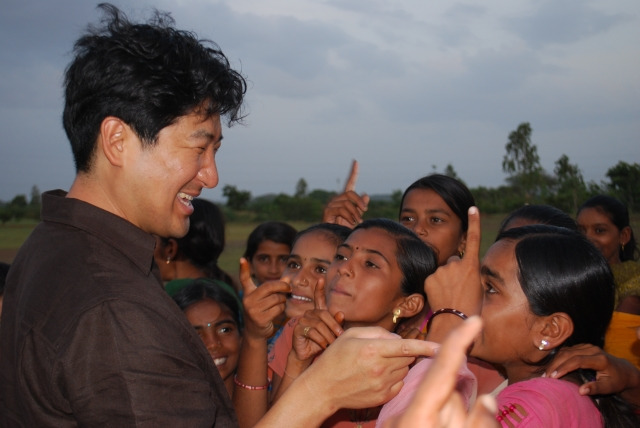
[426,308,469,333]
[233,374,270,391]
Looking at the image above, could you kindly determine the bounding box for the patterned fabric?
[495,377,602,427]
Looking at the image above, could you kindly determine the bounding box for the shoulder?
[496,378,602,427]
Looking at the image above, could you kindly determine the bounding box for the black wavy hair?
[63,3,247,172]
[172,278,243,330]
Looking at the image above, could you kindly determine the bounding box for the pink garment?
[495,377,603,427]
[376,357,477,427]
[267,317,298,377]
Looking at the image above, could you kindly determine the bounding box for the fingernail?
[541,372,546,378]
[550,370,558,378]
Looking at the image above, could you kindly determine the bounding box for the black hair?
[496,225,638,426]
[292,223,351,249]
[172,278,242,330]
[578,195,638,262]
[165,198,234,285]
[352,219,437,297]
[498,204,577,237]
[243,221,297,261]
[63,3,247,172]
[399,174,476,233]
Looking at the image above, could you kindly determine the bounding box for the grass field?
[2,214,639,281]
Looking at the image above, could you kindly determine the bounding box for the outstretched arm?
[257,327,439,428]
[544,343,640,406]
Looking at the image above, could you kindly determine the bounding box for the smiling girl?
[271,219,438,427]
[172,279,243,397]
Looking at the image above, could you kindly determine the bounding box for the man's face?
[124,111,222,238]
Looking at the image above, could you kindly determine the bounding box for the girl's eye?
[315,265,328,275]
[335,253,347,261]
[400,215,414,223]
[430,217,443,224]
[483,282,497,295]
[365,260,379,269]
[287,261,300,270]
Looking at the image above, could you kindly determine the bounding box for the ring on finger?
[303,326,311,337]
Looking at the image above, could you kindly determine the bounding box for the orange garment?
[604,311,640,370]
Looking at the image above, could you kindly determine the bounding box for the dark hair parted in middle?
[400,174,476,233]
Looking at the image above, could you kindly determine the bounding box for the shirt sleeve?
[24,299,226,427]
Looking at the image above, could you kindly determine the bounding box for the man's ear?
[99,117,127,167]
[535,312,573,351]
[397,293,425,319]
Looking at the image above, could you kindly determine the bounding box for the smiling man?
[0,4,246,426]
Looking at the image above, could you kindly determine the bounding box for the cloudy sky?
[1,0,638,203]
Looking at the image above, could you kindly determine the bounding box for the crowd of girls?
[154,160,639,428]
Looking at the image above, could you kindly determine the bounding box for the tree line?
[2,122,639,224]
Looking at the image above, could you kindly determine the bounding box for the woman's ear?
[157,238,179,262]
[620,226,632,247]
[457,232,467,257]
[397,294,425,319]
[535,312,573,351]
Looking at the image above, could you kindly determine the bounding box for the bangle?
[233,374,270,390]
[426,308,468,333]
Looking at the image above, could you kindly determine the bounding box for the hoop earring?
[392,308,401,324]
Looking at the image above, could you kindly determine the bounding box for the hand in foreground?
[544,343,640,405]
[291,278,345,361]
[299,326,440,411]
[322,160,370,227]
[382,317,499,428]
[424,207,483,342]
[239,257,290,340]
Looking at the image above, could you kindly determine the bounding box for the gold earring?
[166,257,171,265]
[392,308,401,324]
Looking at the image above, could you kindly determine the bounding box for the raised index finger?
[239,257,258,296]
[462,206,481,264]
[343,160,359,192]
[314,277,327,310]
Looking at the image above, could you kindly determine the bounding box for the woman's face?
[577,207,626,265]
[282,231,336,318]
[471,239,539,373]
[326,228,405,330]
[399,188,466,265]
[184,298,241,383]
[249,240,291,284]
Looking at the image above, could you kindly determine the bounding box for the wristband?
[426,308,469,333]
[233,374,270,390]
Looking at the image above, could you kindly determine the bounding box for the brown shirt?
[0,190,237,427]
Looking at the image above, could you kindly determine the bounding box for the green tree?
[295,178,308,198]
[552,154,586,213]
[222,185,251,210]
[9,194,28,221]
[605,161,640,211]
[502,122,546,203]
